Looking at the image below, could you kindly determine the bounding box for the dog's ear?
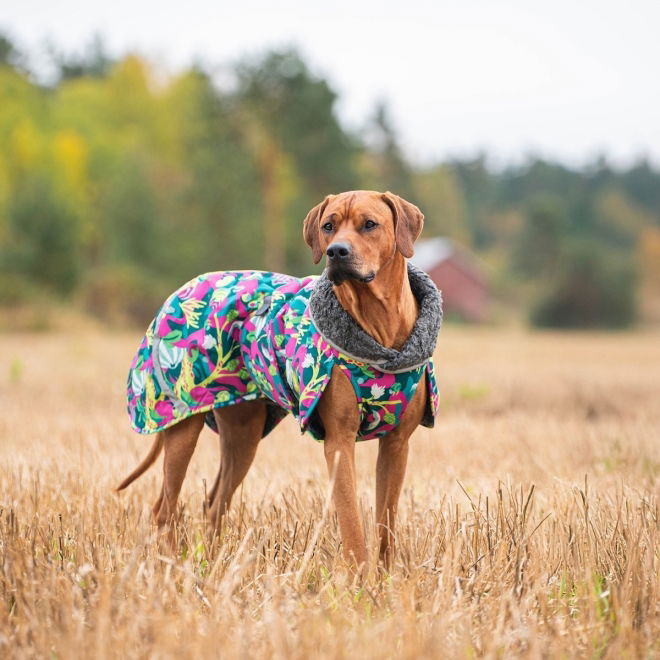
[381,191,424,258]
[303,195,333,264]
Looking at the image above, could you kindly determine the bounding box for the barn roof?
[409,237,453,271]
[411,237,487,288]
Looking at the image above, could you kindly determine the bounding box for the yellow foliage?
[107,55,155,125]
[415,165,469,243]
[638,226,660,322]
[0,164,8,242]
[0,68,44,146]
[597,190,654,237]
[52,129,88,193]
[10,118,41,172]
[110,54,152,91]
[639,227,660,287]
[157,71,204,163]
[273,148,298,211]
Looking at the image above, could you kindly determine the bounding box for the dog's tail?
[116,434,164,492]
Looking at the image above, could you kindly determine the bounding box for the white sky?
[2,0,659,167]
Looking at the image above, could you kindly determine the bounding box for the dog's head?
[303,190,424,285]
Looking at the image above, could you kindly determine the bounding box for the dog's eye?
[364,219,378,230]
[322,222,334,233]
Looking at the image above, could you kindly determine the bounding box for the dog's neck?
[332,253,418,350]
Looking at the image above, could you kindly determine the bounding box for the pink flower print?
[284,337,297,358]
[190,386,216,404]
[154,400,174,424]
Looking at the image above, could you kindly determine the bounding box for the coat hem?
[128,391,264,435]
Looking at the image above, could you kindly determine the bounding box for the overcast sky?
[2,0,658,167]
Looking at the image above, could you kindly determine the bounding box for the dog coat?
[127,265,442,441]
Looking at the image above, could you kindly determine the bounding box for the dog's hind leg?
[152,413,205,538]
[207,400,266,536]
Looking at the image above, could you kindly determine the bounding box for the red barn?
[410,238,489,322]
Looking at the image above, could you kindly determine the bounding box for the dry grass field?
[1,326,658,658]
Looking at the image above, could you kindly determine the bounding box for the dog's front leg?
[375,373,428,567]
[317,367,366,568]
[323,432,366,567]
[375,432,410,568]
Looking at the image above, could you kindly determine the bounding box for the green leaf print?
[163,329,182,342]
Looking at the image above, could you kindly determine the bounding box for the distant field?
[1,327,658,658]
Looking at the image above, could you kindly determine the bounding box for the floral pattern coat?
[127,270,439,441]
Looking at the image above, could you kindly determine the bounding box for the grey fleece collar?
[309,263,442,373]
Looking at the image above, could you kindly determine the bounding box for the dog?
[117,190,442,567]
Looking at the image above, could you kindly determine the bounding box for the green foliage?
[620,159,660,215]
[0,31,27,72]
[451,155,658,327]
[170,68,263,277]
[80,264,170,326]
[363,102,416,203]
[3,175,82,295]
[414,165,468,243]
[0,37,657,327]
[448,156,499,248]
[53,35,114,82]
[235,50,358,197]
[531,241,637,329]
[233,49,359,273]
[98,156,160,268]
[513,195,567,277]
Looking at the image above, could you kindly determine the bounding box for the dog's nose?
[326,242,351,260]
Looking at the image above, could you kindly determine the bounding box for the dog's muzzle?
[327,264,375,285]
[326,243,374,284]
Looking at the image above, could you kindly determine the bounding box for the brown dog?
[118,190,435,567]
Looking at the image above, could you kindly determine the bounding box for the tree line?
[1,33,659,327]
